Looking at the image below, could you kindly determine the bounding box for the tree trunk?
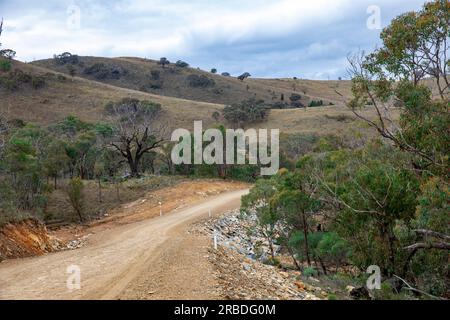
[301,210,311,266]
[97,178,102,203]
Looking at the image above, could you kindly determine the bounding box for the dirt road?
[0,189,248,300]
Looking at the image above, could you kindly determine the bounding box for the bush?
[290,101,304,108]
[308,100,324,107]
[31,76,45,89]
[150,70,160,80]
[0,70,45,91]
[0,59,12,72]
[289,93,302,102]
[186,74,215,88]
[221,72,230,77]
[175,60,189,68]
[84,63,125,80]
[66,177,85,222]
[270,102,289,109]
[303,267,318,277]
[223,98,270,126]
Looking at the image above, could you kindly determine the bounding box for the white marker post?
[159,202,162,217]
[213,230,218,250]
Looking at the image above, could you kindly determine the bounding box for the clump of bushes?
[308,100,324,107]
[0,59,12,72]
[223,98,270,127]
[150,70,160,80]
[270,102,289,109]
[105,98,162,118]
[186,74,215,88]
[66,177,85,222]
[83,63,126,80]
[0,69,46,91]
[175,60,189,68]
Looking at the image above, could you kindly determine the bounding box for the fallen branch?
[413,229,450,241]
[404,242,450,251]
[393,275,446,300]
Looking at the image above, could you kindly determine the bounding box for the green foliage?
[308,100,324,107]
[186,74,215,88]
[175,60,189,68]
[316,232,350,267]
[105,98,162,121]
[0,70,45,91]
[223,98,270,127]
[54,52,79,65]
[303,267,318,277]
[66,177,85,222]
[0,59,11,72]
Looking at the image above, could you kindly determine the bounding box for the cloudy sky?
[0,0,426,79]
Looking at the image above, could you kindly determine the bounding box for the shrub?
[175,60,189,68]
[270,102,289,109]
[221,72,230,77]
[31,76,45,89]
[66,177,85,222]
[303,267,318,277]
[150,70,160,80]
[157,57,170,68]
[84,63,125,80]
[223,98,269,126]
[308,100,324,107]
[290,101,304,108]
[186,74,215,88]
[289,93,302,102]
[0,59,11,72]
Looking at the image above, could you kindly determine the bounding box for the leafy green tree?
[175,60,189,68]
[4,135,47,211]
[158,57,170,68]
[223,98,269,128]
[241,177,281,261]
[66,177,85,222]
[43,139,70,189]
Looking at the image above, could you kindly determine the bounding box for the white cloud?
[0,0,427,78]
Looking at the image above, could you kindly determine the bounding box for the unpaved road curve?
[0,189,248,300]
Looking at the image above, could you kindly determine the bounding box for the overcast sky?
[0,0,426,79]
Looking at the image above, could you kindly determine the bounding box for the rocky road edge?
[190,210,319,300]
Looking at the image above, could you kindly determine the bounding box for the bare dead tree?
[106,98,167,177]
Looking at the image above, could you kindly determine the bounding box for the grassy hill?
[32,56,352,107]
[0,59,395,136]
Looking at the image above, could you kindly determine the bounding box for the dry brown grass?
[0,60,395,137]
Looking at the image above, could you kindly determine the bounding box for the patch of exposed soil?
[0,219,59,261]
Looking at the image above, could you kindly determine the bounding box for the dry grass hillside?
[0,59,397,135]
[32,56,352,107]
